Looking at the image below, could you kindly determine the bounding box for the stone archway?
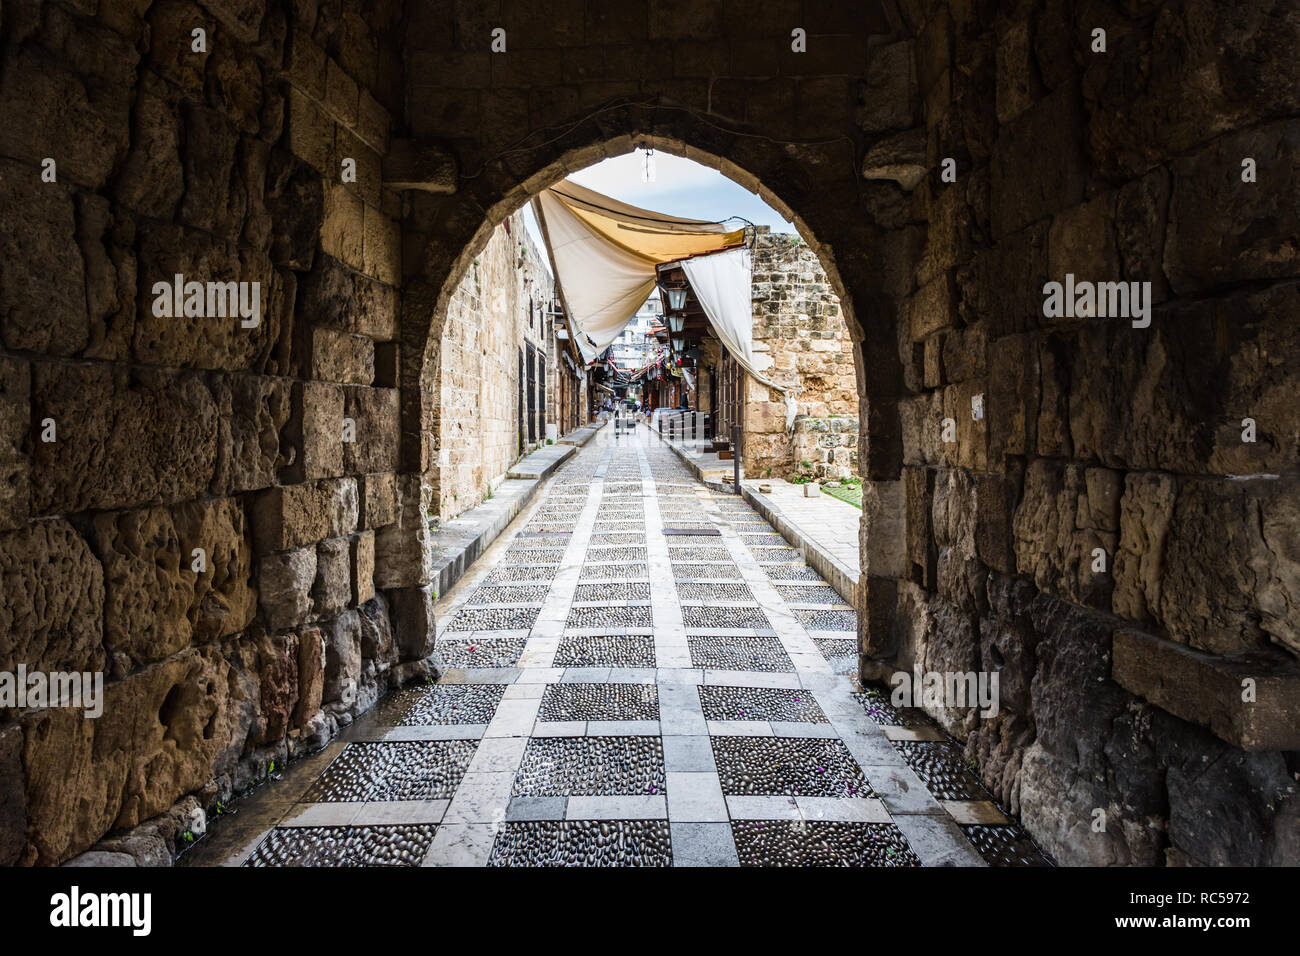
[389,129,911,699]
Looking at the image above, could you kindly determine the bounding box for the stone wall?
[741,230,858,477]
[0,0,421,866]
[434,211,553,520]
[790,416,859,480]
[868,0,1300,866]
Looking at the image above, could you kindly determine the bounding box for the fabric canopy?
[681,247,798,429]
[532,180,745,361]
[680,247,769,376]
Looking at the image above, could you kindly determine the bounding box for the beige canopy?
[532,180,745,362]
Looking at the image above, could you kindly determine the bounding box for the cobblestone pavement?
[188,427,1051,868]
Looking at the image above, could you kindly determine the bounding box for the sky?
[522,150,795,273]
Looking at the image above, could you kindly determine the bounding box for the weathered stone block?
[1156,480,1299,657]
[995,18,1034,124]
[0,159,89,356]
[861,128,927,191]
[259,546,316,630]
[1112,471,1175,627]
[179,102,244,240]
[388,585,436,662]
[343,386,400,475]
[0,724,25,865]
[285,21,326,98]
[352,530,376,605]
[1114,167,1171,302]
[266,150,324,271]
[113,73,184,220]
[286,86,333,173]
[293,625,325,728]
[133,226,283,371]
[1084,0,1300,180]
[308,327,375,385]
[146,0,213,95]
[956,219,1048,338]
[362,203,400,285]
[321,609,361,706]
[0,521,105,677]
[910,271,956,341]
[1047,192,1118,287]
[94,498,255,670]
[986,332,1035,461]
[360,472,399,530]
[0,48,129,190]
[0,358,30,532]
[211,373,292,495]
[990,85,1085,239]
[941,381,987,470]
[284,381,344,482]
[32,361,218,515]
[1114,629,1300,752]
[321,183,365,270]
[1164,121,1300,295]
[254,631,298,746]
[22,646,248,865]
[250,477,358,553]
[324,58,358,126]
[312,537,351,619]
[358,592,393,662]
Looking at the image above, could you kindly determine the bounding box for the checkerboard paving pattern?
[189,426,1050,868]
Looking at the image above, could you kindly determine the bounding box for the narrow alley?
[188,424,1048,868]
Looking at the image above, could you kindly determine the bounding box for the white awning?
[680,247,772,377]
[531,180,744,362]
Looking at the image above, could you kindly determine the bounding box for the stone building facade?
[0,0,1296,868]
[696,229,860,479]
[432,210,557,521]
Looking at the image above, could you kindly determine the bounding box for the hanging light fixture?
[671,335,685,353]
[665,286,688,311]
[667,312,685,334]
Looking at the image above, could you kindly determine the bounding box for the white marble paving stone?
[421,823,498,867]
[566,795,668,820]
[670,822,740,867]
[666,772,729,822]
[585,720,661,736]
[483,698,542,737]
[706,719,774,737]
[725,795,801,821]
[466,736,529,774]
[441,771,516,825]
[661,734,717,772]
[532,720,587,737]
[350,800,450,826]
[767,721,840,738]
[794,796,891,824]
